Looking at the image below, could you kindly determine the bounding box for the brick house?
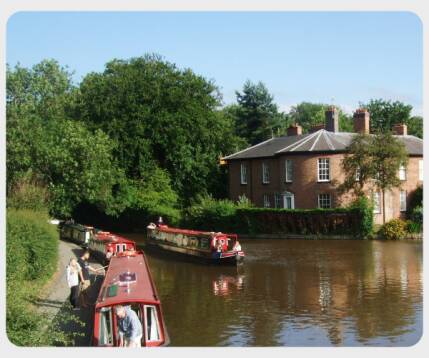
[223,107,423,224]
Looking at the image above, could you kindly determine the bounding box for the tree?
[288,102,353,133]
[234,80,285,145]
[339,131,408,223]
[360,99,422,138]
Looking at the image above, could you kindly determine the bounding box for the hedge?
[183,196,373,238]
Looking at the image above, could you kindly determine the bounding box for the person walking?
[115,305,143,347]
[78,250,98,308]
[66,258,81,309]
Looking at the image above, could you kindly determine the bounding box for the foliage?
[287,102,353,133]
[410,206,423,227]
[347,196,374,238]
[184,197,371,238]
[379,218,407,240]
[338,133,374,196]
[233,80,286,145]
[360,99,422,138]
[7,174,49,212]
[75,54,243,204]
[408,185,423,213]
[405,219,422,234]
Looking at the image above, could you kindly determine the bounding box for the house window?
[283,192,295,209]
[240,163,247,184]
[285,159,293,182]
[318,158,330,182]
[318,194,331,209]
[355,167,361,181]
[400,190,407,212]
[262,162,270,184]
[373,191,381,214]
[275,193,283,208]
[419,160,423,181]
[263,194,271,208]
[399,163,406,181]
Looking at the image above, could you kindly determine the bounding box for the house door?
[283,192,295,209]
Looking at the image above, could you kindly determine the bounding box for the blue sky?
[7,11,423,115]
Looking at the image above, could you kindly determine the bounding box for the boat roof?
[223,129,423,160]
[157,225,236,239]
[96,252,159,307]
[94,232,135,245]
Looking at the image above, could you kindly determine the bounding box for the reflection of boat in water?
[92,251,169,347]
[212,274,245,296]
[146,222,245,265]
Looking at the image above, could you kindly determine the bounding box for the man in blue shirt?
[115,305,143,347]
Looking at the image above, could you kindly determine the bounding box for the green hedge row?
[6,209,60,346]
[183,196,373,238]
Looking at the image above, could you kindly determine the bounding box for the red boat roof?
[157,225,237,239]
[94,232,135,245]
[96,252,159,308]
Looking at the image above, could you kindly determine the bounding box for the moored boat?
[59,221,94,247]
[88,231,137,265]
[92,251,169,347]
[146,222,245,265]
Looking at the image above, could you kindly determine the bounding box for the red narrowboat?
[92,251,169,347]
[88,231,137,264]
[146,223,245,265]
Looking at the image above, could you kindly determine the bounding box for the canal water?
[126,235,423,347]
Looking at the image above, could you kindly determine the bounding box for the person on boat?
[106,247,114,260]
[66,258,82,309]
[233,240,242,252]
[78,250,98,308]
[116,305,143,347]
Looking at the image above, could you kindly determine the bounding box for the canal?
[126,235,422,346]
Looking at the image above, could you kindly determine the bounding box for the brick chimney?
[353,108,370,134]
[325,106,339,132]
[392,123,407,136]
[309,123,325,133]
[287,123,302,136]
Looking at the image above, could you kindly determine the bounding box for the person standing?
[78,250,97,308]
[115,305,143,347]
[66,258,81,309]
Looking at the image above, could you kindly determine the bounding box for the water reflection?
[123,234,422,346]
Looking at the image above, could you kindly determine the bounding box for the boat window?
[116,244,127,252]
[145,305,161,342]
[99,307,113,346]
[199,238,210,250]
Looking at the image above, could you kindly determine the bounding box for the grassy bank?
[6,208,75,346]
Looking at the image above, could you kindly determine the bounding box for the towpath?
[34,238,105,346]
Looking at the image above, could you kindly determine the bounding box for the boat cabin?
[93,252,168,347]
[60,222,94,247]
[88,231,136,263]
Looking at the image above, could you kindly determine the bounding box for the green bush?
[347,196,374,238]
[406,219,422,234]
[379,218,407,240]
[6,208,63,346]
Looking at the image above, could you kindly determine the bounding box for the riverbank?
[34,239,105,346]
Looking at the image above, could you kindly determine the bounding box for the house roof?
[223,129,423,160]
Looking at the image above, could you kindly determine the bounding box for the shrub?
[347,196,374,238]
[406,220,422,234]
[7,175,49,213]
[379,218,407,240]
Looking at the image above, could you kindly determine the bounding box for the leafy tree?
[287,102,353,133]
[234,80,285,145]
[339,131,408,223]
[360,99,422,138]
[75,54,242,203]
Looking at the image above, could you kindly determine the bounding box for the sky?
[6,11,423,115]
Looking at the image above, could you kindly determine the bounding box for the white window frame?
[399,163,406,181]
[318,194,331,209]
[317,158,330,182]
[419,160,423,181]
[285,159,293,183]
[373,191,381,214]
[283,191,295,209]
[263,194,271,208]
[262,162,270,184]
[144,305,162,343]
[274,193,283,208]
[240,163,247,185]
[400,190,407,212]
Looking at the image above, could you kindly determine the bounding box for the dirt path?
[34,239,105,346]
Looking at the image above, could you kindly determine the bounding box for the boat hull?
[145,239,244,266]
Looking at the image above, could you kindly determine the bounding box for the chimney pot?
[353,108,370,134]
